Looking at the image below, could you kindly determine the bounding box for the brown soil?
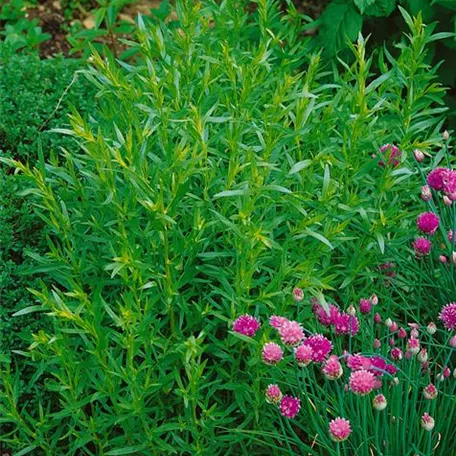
[21,0,327,58]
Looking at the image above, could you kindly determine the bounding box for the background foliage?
[0,1,452,454]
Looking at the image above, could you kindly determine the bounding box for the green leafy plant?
[0,1,451,454]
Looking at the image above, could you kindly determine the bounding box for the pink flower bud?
[440,255,448,264]
[385,318,393,328]
[374,313,382,324]
[418,349,428,363]
[390,322,398,332]
[370,294,379,306]
[427,322,437,335]
[292,287,304,302]
[373,338,381,349]
[347,305,357,316]
[444,195,453,206]
[414,149,425,162]
[449,335,456,348]
[389,338,396,347]
[411,328,419,338]
[421,185,432,201]
[398,328,407,339]
[405,351,412,360]
[421,413,435,431]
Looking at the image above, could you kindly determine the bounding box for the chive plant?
[0,1,451,454]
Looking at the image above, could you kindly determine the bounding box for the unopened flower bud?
[374,313,382,324]
[450,335,456,348]
[398,328,407,339]
[370,294,379,306]
[418,349,428,363]
[421,185,432,201]
[427,322,437,335]
[292,287,304,302]
[444,195,453,206]
[373,338,381,349]
[440,255,448,264]
[390,322,398,332]
[421,413,435,431]
[443,130,449,141]
[347,305,357,316]
[414,149,425,162]
[385,318,393,328]
[411,328,419,338]
[372,394,387,411]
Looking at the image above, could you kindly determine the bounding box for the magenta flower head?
[359,298,372,314]
[232,315,260,337]
[349,369,376,396]
[329,417,352,442]
[421,413,435,431]
[303,334,333,362]
[378,144,401,168]
[421,185,432,202]
[417,212,439,235]
[294,344,313,367]
[279,395,300,419]
[385,364,398,375]
[265,384,282,404]
[334,312,359,336]
[322,355,343,380]
[423,384,438,400]
[262,342,283,365]
[269,315,289,329]
[413,237,432,257]
[346,353,367,371]
[440,302,456,330]
[373,394,387,411]
[390,348,403,361]
[427,167,448,191]
[278,320,305,346]
[292,287,304,302]
[313,303,340,327]
[443,169,456,200]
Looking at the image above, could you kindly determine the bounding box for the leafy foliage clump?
[0,1,450,454]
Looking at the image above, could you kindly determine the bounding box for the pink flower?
[373,338,381,349]
[265,384,282,404]
[398,327,407,339]
[421,413,435,431]
[292,287,304,302]
[390,348,403,361]
[262,342,283,365]
[349,369,376,395]
[389,337,396,347]
[411,328,419,338]
[427,167,448,191]
[278,320,305,346]
[444,366,451,378]
[379,262,395,278]
[333,312,359,336]
[313,303,340,327]
[443,169,456,200]
[346,354,370,371]
[294,344,313,367]
[390,322,398,332]
[440,302,456,330]
[329,417,352,442]
[369,356,387,377]
[413,237,432,257]
[269,315,289,329]
[371,294,379,306]
[374,313,382,324]
[423,384,438,400]
[232,315,260,337]
[322,355,343,380]
[373,394,387,411]
[359,298,372,314]
[279,395,300,419]
[378,144,401,168]
[406,338,420,355]
[417,212,439,235]
[303,334,333,362]
[385,364,398,375]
